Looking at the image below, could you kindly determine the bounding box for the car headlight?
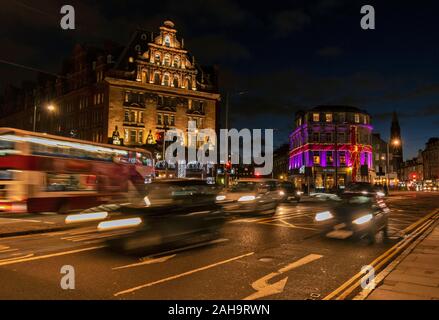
[315,211,333,221]
[376,191,385,197]
[238,195,256,202]
[296,191,303,195]
[353,214,373,225]
[216,195,226,201]
[279,191,285,196]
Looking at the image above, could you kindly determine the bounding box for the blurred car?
[314,192,390,243]
[277,181,302,202]
[91,179,225,253]
[343,182,387,197]
[216,178,281,215]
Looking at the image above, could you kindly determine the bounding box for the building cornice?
[105,77,221,101]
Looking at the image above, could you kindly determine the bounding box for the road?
[0,191,437,300]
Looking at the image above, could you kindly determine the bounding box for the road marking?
[112,254,176,270]
[146,238,229,258]
[259,221,318,231]
[0,248,19,254]
[0,245,105,266]
[0,253,34,263]
[244,253,323,300]
[114,252,254,297]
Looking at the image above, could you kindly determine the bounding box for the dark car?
[343,182,386,198]
[277,181,303,202]
[314,192,390,243]
[96,179,225,253]
[216,178,281,215]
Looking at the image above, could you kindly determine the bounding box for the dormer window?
[164,35,171,47]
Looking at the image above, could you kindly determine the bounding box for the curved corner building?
[289,105,373,191]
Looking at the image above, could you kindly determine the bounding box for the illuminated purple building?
[289,106,373,190]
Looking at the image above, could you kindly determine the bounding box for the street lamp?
[33,102,56,132]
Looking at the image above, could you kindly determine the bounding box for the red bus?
[0,128,154,213]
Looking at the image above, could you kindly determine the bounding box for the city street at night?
[0,191,437,300]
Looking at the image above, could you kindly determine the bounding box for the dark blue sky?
[1,0,438,159]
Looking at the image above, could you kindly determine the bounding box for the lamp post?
[33,102,56,132]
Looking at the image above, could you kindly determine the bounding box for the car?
[314,192,390,243]
[277,181,303,202]
[94,179,226,253]
[216,178,281,215]
[343,182,387,197]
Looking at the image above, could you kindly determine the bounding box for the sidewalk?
[367,222,439,300]
[0,214,69,238]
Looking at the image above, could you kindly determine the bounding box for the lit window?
[164,36,171,47]
[355,114,360,123]
[157,114,163,125]
[138,130,144,144]
[164,55,171,66]
[327,152,334,165]
[173,56,180,68]
[313,113,320,122]
[313,152,320,165]
[325,113,333,122]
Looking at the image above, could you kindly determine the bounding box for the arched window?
[173,56,180,68]
[173,76,179,88]
[185,77,191,90]
[155,52,161,64]
[141,69,148,83]
[163,74,170,86]
[164,54,171,66]
[164,35,171,47]
[154,72,161,85]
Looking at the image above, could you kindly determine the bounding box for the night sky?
[1,0,438,159]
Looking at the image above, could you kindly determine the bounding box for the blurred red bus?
[0,128,154,213]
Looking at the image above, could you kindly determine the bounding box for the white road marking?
[112,254,176,270]
[244,253,323,300]
[0,245,105,266]
[114,252,254,297]
[146,238,229,258]
[0,253,34,263]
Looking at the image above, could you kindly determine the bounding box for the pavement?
[0,191,437,299]
[367,218,439,300]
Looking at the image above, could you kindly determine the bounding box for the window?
[155,53,161,64]
[164,55,171,66]
[375,154,380,161]
[130,130,137,143]
[157,114,163,125]
[139,111,144,123]
[129,110,137,122]
[170,115,175,126]
[337,132,345,143]
[163,74,170,86]
[339,152,346,166]
[164,114,169,126]
[339,113,345,123]
[124,110,130,122]
[173,56,180,68]
[313,152,320,165]
[327,152,334,165]
[325,113,333,122]
[313,113,320,122]
[313,132,319,142]
[364,115,368,124]
[173,77,179,88]
[154,73,161,85]
[164,36,171,47]
[326,133,332,143]
[354,113,360,123]
[138,130,144,144]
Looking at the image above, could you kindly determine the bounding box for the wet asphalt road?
[0,191,437,300]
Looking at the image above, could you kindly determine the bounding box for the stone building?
[422,137,439,182]
[0,21,220,158]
